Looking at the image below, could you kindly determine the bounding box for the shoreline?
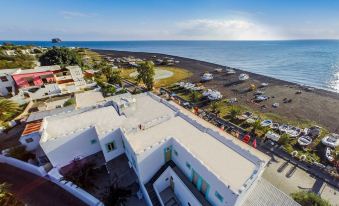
[94,49,339,132]
[94,49,339,98]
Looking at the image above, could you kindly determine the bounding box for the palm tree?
[0,98,19,122]
[251,120,264,136]
[0,182,24,206]
[228,106,241,120]
[190,91,200,103]
[210,101,221,116]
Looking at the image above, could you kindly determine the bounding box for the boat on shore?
[286,127,302,137]
[297,135,312,147]
[226,68,236,74]
[321,133,339,148]
[201,72,213,81]
[239,73,249,81]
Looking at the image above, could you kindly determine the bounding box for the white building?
[33,92,298,206]
[0,69,16,96]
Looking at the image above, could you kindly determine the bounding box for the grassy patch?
[154,66,192,88]
[119,66,192,88]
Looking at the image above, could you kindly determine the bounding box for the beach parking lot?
[263,155,339,206]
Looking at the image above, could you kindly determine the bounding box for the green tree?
[39,47,82,67]
[291,191,331,206]
[190,91,200,103]
[0,182,24,206]
[8,145,35,161]
[63,98,76,107]
[251,120,264,136]
[96,61,122,85]
[136,61,155,91]
[229,106,241,120]
[210,101,221,116]
[0,98,19,122]
[278,133,290,146]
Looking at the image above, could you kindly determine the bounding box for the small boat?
[279,124,289,133]
[255,90,265,95]
[202,89,222,100]
[214,68,223,73]
[226,68,236,74]
[183,83,195,90]
[240,111,253,120]
[272,103,280,108]
[246,116,259,124]
[325,147,334,162]
[261,120,273,127]
[307,126,321,138]
[201,72,213,81]
[261,82,269,87]
[298,135,312,146]
[286,127,302,137]
[270,123,279,130]
[265,131,280,142]
[321,133,339,148]
[208,91,222,101]
[239,73,249,81]
[255,95,269,102]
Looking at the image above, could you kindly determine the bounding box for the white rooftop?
[75,91,105,108]
[41,106,125,142]
[40,92,269,193]
[14,65,61,75]
[0,69,17,76]
[126,113,266,192]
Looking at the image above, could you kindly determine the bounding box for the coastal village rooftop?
[39,92,270,194]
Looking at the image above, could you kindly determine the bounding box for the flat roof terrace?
[126,114,265,192]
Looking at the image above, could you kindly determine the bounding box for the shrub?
[39,47,82,67]
[7,145,35,161]
[291,191,331,206]
[63,98,76,107]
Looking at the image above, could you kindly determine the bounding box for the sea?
[3,40,339,93]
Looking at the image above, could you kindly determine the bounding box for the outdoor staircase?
[144,160,212,206]
[145,160,176,206]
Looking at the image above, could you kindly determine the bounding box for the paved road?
[0,163,87,206]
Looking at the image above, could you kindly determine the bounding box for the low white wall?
[0,154,46,176]
[48,168,104,206]
[153,167,201,206]
[0,154,104,206]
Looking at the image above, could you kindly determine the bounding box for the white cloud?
[175,18,283,40]
[60,11,94,19]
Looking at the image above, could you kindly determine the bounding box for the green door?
[164,147,172,162]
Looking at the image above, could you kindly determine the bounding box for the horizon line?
[1,39,339,42]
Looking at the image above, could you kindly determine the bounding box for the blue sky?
[1,0,339,40]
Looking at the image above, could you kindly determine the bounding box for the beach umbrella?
[252,139,257,148]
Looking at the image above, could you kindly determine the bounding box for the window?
[90,139,97,144]
[174,150,178,156]
[186,162,191,169]
[106,141,116,152]
[25,138,34,143]
[6,87,12,93]
[0,76,8,82]
[215,191,224,202]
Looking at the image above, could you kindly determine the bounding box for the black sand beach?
[94,49,339,133]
